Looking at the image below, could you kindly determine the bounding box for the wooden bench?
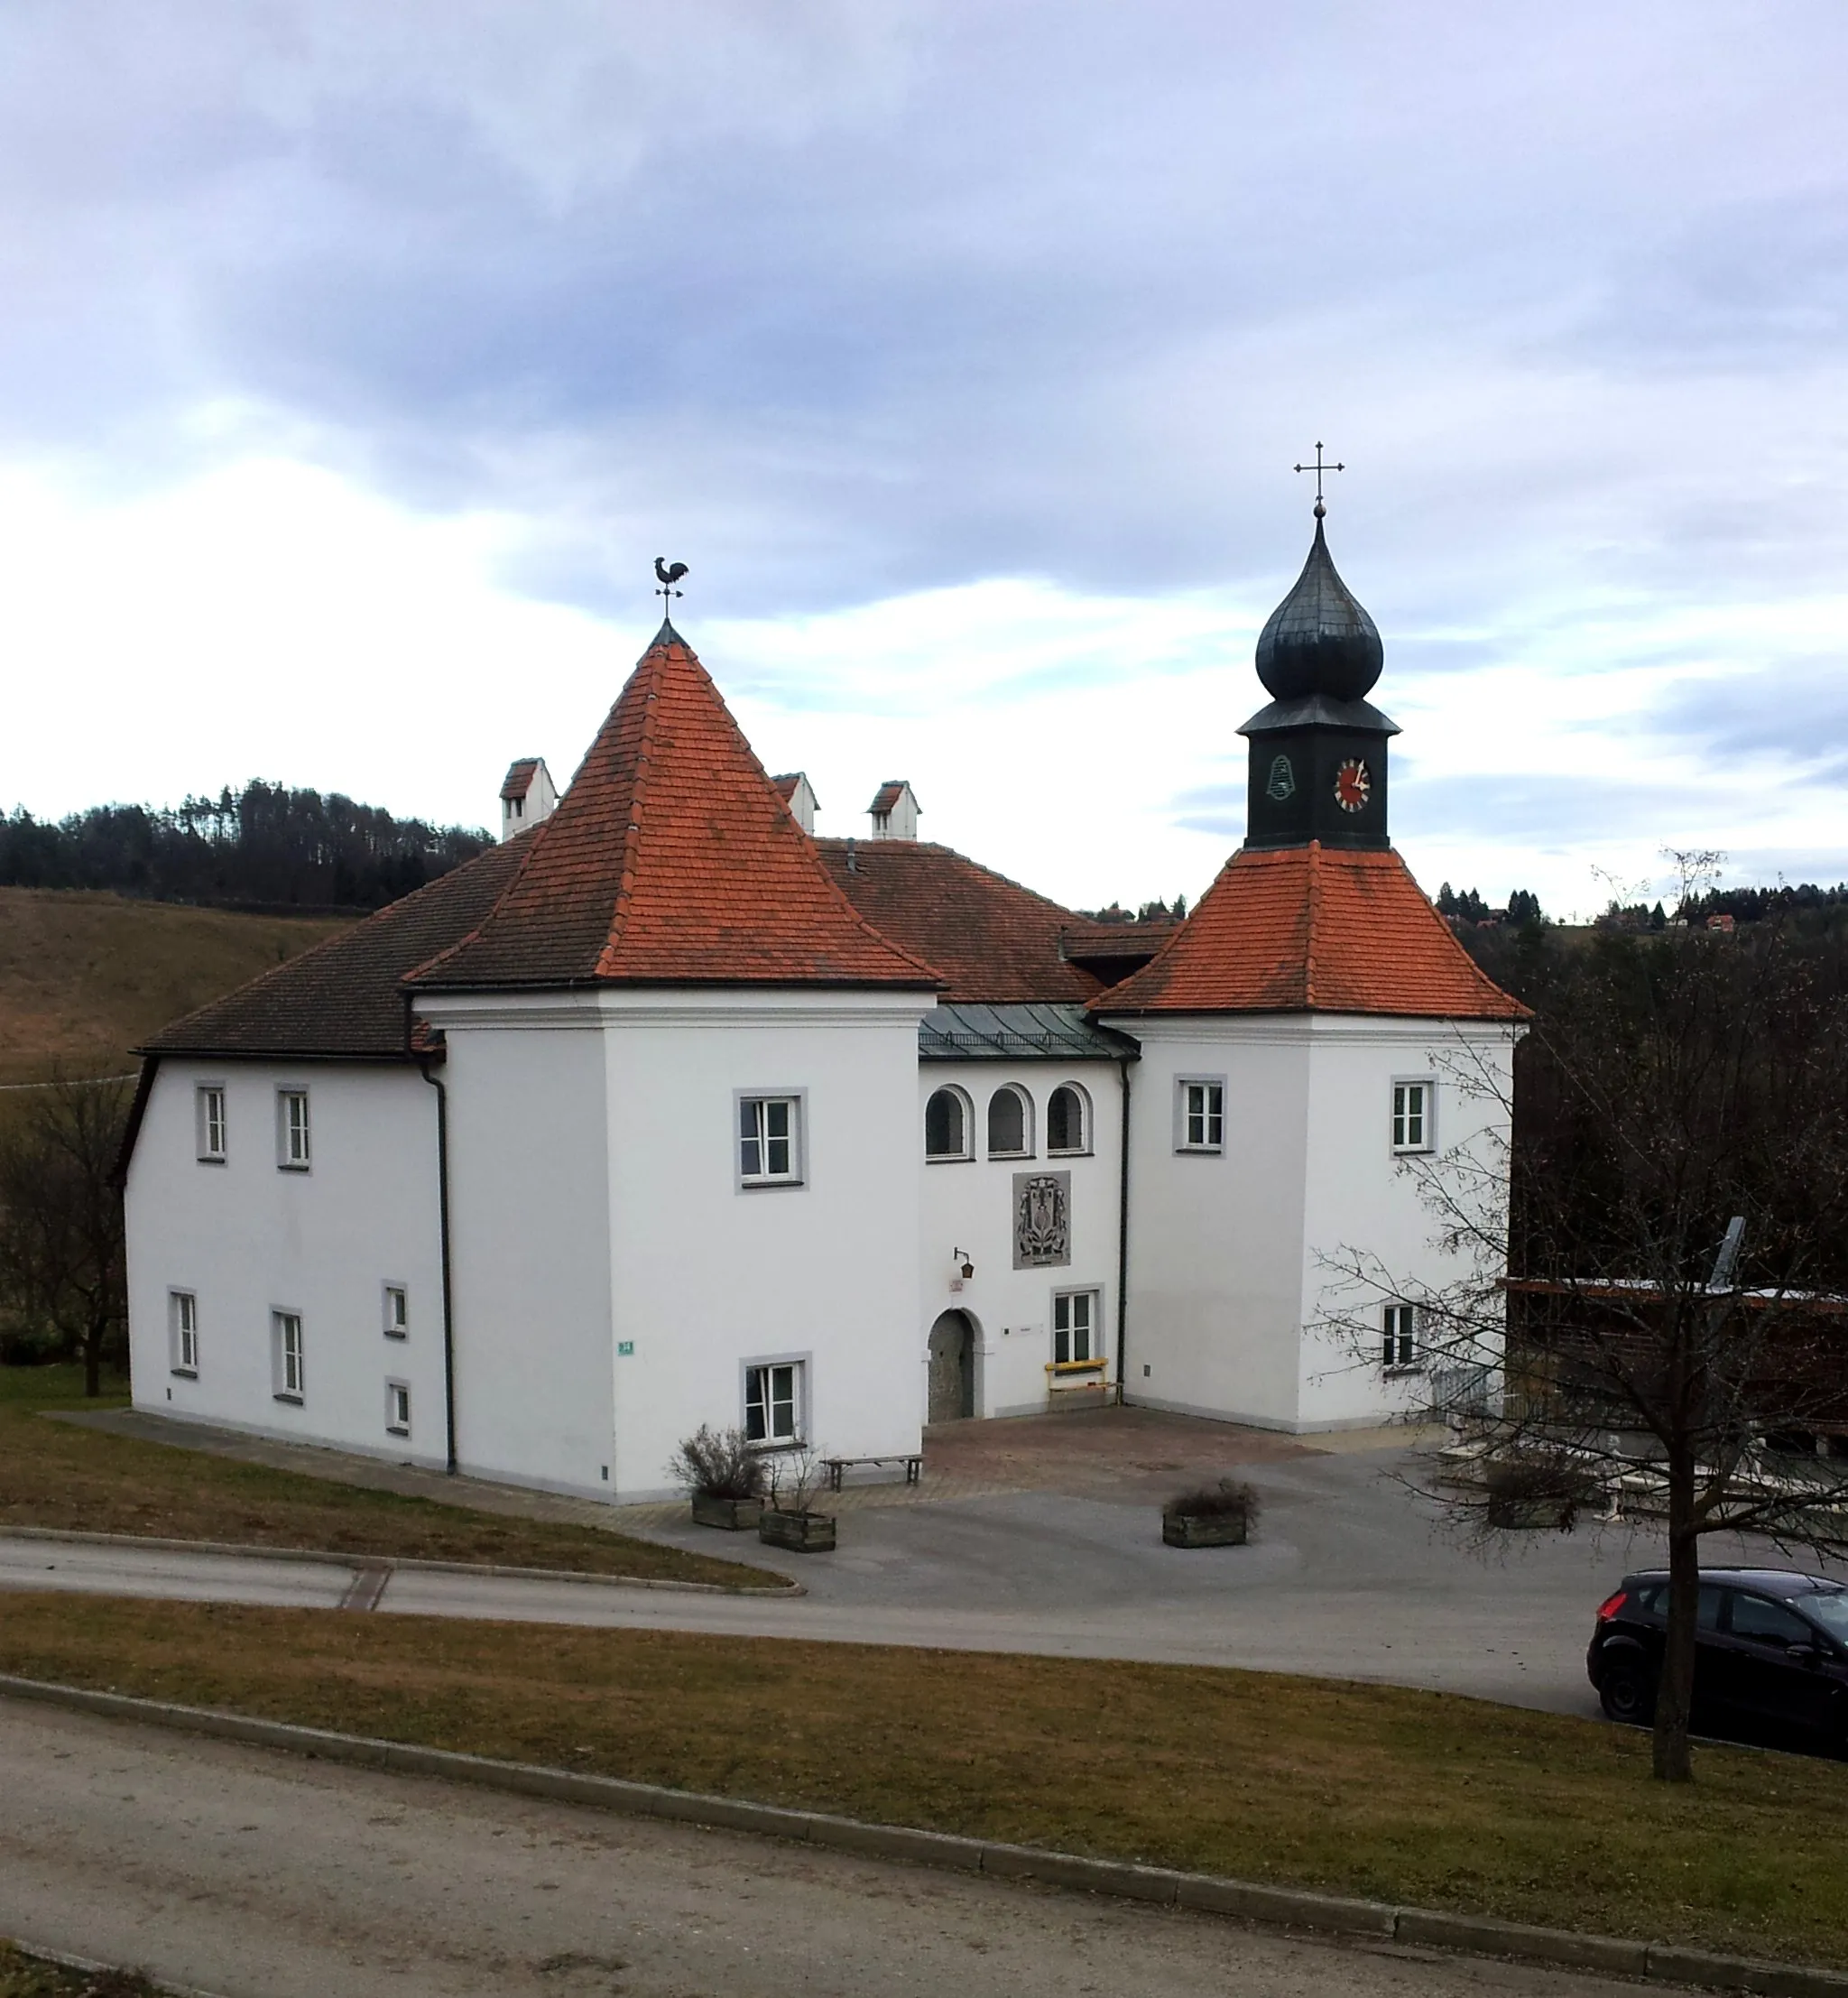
[821,1453,923,1492]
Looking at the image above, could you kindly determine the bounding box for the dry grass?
[0,1944,154,1998]
[0,1365,771,1587]
[0,886,349,1086]
[2,1596,1844,1969]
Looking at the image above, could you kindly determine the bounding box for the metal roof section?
[919,1001,1133,1062]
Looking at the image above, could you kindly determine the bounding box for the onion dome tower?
[1239,493,1398,851]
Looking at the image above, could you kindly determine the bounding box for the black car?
[1587,1568,1848,1753]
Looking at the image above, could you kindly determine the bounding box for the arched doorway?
[927,1309,975,1423]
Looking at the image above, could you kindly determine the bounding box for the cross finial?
[1293,442,1344,518]
[653,556,688,608]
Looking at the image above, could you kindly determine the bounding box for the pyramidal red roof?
[410,625,940,992]
[1095,843,1527,1020]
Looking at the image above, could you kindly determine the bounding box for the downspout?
[1115,1050,1132,1404]
[417,1059,459,1475]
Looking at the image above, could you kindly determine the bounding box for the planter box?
[758,1507,837,1553]
[690,1493,762,1531]
[1163,1509,1250,1549]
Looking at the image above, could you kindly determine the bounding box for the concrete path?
[0,1697,1641,1998]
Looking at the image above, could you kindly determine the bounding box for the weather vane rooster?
[653,557,688,609]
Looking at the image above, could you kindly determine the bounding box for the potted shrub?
[669,1424,765,1531]
[1162,1478,1260,1549]
[756,1448,837,1554]
[1483,1458,1595,1531]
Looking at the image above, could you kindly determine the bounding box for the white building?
[122,508,1523,1500]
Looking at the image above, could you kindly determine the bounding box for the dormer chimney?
[866,779,919,841]
[771,772,821,836]
[499,757,558,841]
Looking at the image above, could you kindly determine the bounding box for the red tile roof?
[869,781,910,813]
[140,832,537,1059]
[816,838,1113,1004]
[411,626,940,992]
[1095,843,1528,1019]
[500,757,541,800]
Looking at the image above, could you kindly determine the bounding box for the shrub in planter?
[1482,1458,1597,1531]
[1162,1477,1261,1549]
[757,1447,836,1554]
[669,1424,764,1530]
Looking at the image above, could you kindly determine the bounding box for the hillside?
[0,888,352,1087]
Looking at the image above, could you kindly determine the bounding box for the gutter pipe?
[417,1059,460,1475]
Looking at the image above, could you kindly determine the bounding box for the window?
[987,1086,1031,1158]
[1053,1289,1101,1365]
[277,1089,311,1170]
[986,1087,1030,1166]
[195,1086,226,1162]
[1391,1080,1433,1153]
[1730,1593,1814,1650]
[744,1360,803,1446]
[1382,1303,1418,1369]
[738,1095,802,1186]
[273,1310,304,1401]
[1177,1078,1224,1152]
[924,1087,971,1160]
[383,1284,409,1339]
[1048,1084,1089,1155]
[169,1290,199,1375]
[510,795,524,819]
[385,1380,411,1437]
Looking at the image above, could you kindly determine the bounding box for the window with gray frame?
[1053,1289,1101,1364]
[987,1085,1031,1158]
[1382,1303,1418,1369]
[1177,1078,1224,1152]
[1391,1080,1433,1153]
[738,1095,802,1185]
[383,1283,409,1339]
[925,1087,971,1160]
[169,1290,199,1375]
[273,1309,304,1400]
[196,1086,226,1162]
[744,1359,803,1445]
[385,1379,411,1437]
[276,1088,311,1170]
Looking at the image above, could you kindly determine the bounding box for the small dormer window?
[511,796,523,818]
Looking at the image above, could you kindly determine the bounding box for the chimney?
[771,772,820,837]
[499,757,558,841]
[866,780,919,841]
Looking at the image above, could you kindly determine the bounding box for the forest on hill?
[0,782,489,913]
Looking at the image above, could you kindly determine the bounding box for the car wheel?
[1599,1661,1654,1725]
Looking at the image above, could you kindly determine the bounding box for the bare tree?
[1323,923,1848,1781]
[0,1074,132,1396]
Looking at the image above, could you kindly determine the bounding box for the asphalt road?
[1,1446,1756,1717]
[0,1697,1641,1998]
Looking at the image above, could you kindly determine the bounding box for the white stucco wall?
[918,1063,1124,1418]
[1295,1018,1517,1429]
[125,1060,448,1466]
[1104,1011,1517,1433]
[1107,1018,1314,1427]
[426,997,617,1498]
[419,985,932,1503]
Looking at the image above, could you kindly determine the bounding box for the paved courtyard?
[40,1401,1814,1720]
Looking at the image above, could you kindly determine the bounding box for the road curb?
[0,1523,804,1596]
[3,1672,1843,1995]
[4,1937,231,1998]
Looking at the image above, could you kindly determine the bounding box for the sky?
[3,2,1844,920]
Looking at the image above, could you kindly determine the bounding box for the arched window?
[925,1087,971,1160]
[1048,1083,1089,1155]
[986,1085,1031,1158]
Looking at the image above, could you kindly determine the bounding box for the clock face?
[1335,758,1371,812]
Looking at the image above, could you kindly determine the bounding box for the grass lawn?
[1,1596,1844,1970]
[0,1365,771,1588]
[0,1943,153,1997]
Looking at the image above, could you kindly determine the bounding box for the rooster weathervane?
[654,557,688,610]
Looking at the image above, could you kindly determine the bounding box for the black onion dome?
[1254,513,1384,703]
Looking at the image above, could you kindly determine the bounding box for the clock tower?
[1240,495,1397,851]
